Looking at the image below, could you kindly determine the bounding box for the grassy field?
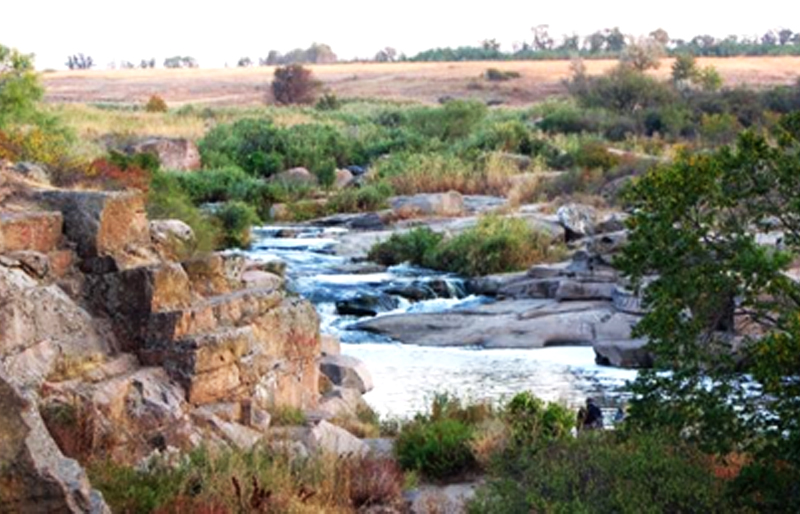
[43,57,800,107]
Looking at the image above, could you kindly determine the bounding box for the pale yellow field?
[43,57,800,107]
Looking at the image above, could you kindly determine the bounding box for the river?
[245,225,637,418]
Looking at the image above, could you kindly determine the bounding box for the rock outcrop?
[126,137,201,171]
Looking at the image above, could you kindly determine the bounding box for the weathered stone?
[391,191,465,218]
[270,167,318,187]
[241,270,283,290]
[182,254,231,297]
[48,250,75,278]
[554,280,617,301]
[127,137,201,171]
[383,282,437,301]
[612,286,647,315]
[0,373,111,514]
[595,213,628,234]
[269,203,290,221]
[318,386,369,419]
[39,190,154,270]
[594,339,653,368]
[13,161,51,183]
[186,364,241,405]
[7,250,50,278]
[302,420,369,457]
[2,340,60,389]
[150,219,195,260]
[247,258,287,278]
[556,203,598,240]
[0,211,62,253]
[312,212,387,231]
[0,266,110,359]
[498,278,560,299]
[336,293,399,317]
[334,168,354,189]
[320,334,341,356]
[466,272,528,296]
[320,355,374,394]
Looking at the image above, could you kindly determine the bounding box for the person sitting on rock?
[582,398,604,430]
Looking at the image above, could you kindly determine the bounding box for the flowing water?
[246,225,637,418]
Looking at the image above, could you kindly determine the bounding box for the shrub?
[395,418,475,480]
[374,152,477,195]
[484,68,521,81]
[672,53,699,83]
[431,215,560,276]
[367,227,443,267]
[568,64,674,114]
[406,100,487,141]
[469,433,732,514]
[144,95,168,113]
[212,201,259,248]
[198,118,284,176]
[147,172,220,253]
[0,44,44,128]
[272,64,320,105]
[573,140,621,170]
[503,392,573,447]
[326,182,392,213]
[315,92,341,111]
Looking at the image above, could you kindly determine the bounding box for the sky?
[5,1,800,69]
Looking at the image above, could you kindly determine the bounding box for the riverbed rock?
[391,191,465,218]
[127,137,201,171]
[13,161,51,184]
[321,334,341,356]
[355,300,636,348]
[150,219,195,260]
[320,355,374,394]
[594,339,653,368]
[0,373,111,514]
[336,292,399,317]
[334,168,355,189]
[302,420,369,457]
[557,203,598,240]
[0,211,63,254]
[270,167,318,187]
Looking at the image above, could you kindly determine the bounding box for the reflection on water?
[246,226,638,419]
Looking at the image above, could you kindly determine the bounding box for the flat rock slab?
[355,300,638,349]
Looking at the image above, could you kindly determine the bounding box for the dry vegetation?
[43,57,800,107]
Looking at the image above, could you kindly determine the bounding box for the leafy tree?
[621,36,665,71]
[374,47,398,62]
[164,56,198,69]
[66,53,94,70]
[237,57,252,68]
[0,44,44,128]
[617,116,800,508]
[271,64,320,105]
[531,25,554,51]
[671,53,699,83]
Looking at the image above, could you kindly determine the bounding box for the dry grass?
[43,57,800,107]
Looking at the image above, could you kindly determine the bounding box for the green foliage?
[369,216,561,276]
[469,432,733,514]
[504,392,573,447]
[269,406,307,426]
[326,182,392,213]
[109,150,160,173]
[406,100,487,141]
[573,140,621,169]
[146,172,220,253]
[272,64,320,105]
[616,116,800,497]
[569,64,675,114]
[395,418,475,480]
[212,201,259,248]
[368,227,444,268]
[0,44,44,128]
[672,53,699,83]
[315,92,341,111]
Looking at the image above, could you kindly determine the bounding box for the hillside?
[42,57,800,107]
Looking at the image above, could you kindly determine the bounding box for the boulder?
[0,373,110,513]
[270,167,318,187]
[0,211,63,254]
[336,292,399,317]
[182,253,232,297]
[334,168,355,189]
[38,190,155,271]
[346,165,367,176]
[241,270,283,290]
[383,282,436,302]
[150,219,195,260]
[269,203,290,221]
[554,280,617,301]
[556,203,598,240]
[7,250,50,278]
[320,334,341,356]
[594,339,653,368]
[302,420,369,457]
[391,191,465,218]
[612,286,646,315]
[312,212,387,231]
[0,266,110,362]
[320,355,374,394]
[318,386,369,419]
[127,137,201,171]
[13,161,51,184]
[595,213,628,234]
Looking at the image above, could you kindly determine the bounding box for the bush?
[573,140,621,170]
[406,100,487,141]
[327,182,392,213]
[315,92,341,111]
[368,227,443,267]
[213,201,259,248]
[484,68,521,81]
[144,95,168,113]
[469,433,732,514]
[147,173,220,253]
[0,44,44,128]
[395,418,476,480]
[198,118,284,176]
[503,392,573,447]
[272,64,320,105]
[568,64,674,115]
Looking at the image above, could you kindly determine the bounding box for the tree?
[584,31,606,53]
[617,117,800,507]
[237,57,252,68]
[374,47,398,62]
[66,53,93,70]
[558,34,580,52]
[671,53,699,83]
[649,28,670,47]
[271,64,320,105]
[532,25,554,51]
[621,36,665,71]
[605,27,627,53]
[164,56,198,69]
[0,44,43,127]
[778,29,795,46]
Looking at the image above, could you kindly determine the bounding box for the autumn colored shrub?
[145,94,168,113]
[271,64,320,105]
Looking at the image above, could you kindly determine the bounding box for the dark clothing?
[583,403,604,429]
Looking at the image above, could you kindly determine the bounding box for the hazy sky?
[5,1,800,69]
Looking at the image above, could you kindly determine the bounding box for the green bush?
[395,418,475,480]
[213,200,260,248]
[432,215,560,276]
[368,227,443,268]
[327,182,392,213]
[198,118,284,175]
[462,119,533,154]
[568,64,674,115]
[406,100,487,141]
[503,392,573,447]
[485,68,521,82]
[147,173,220,253]
[0,44,44,128]
[469,433,732,514]
[573,140,621,170]
[315,92,341,111]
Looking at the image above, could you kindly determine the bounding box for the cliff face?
[0,168,321,512]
